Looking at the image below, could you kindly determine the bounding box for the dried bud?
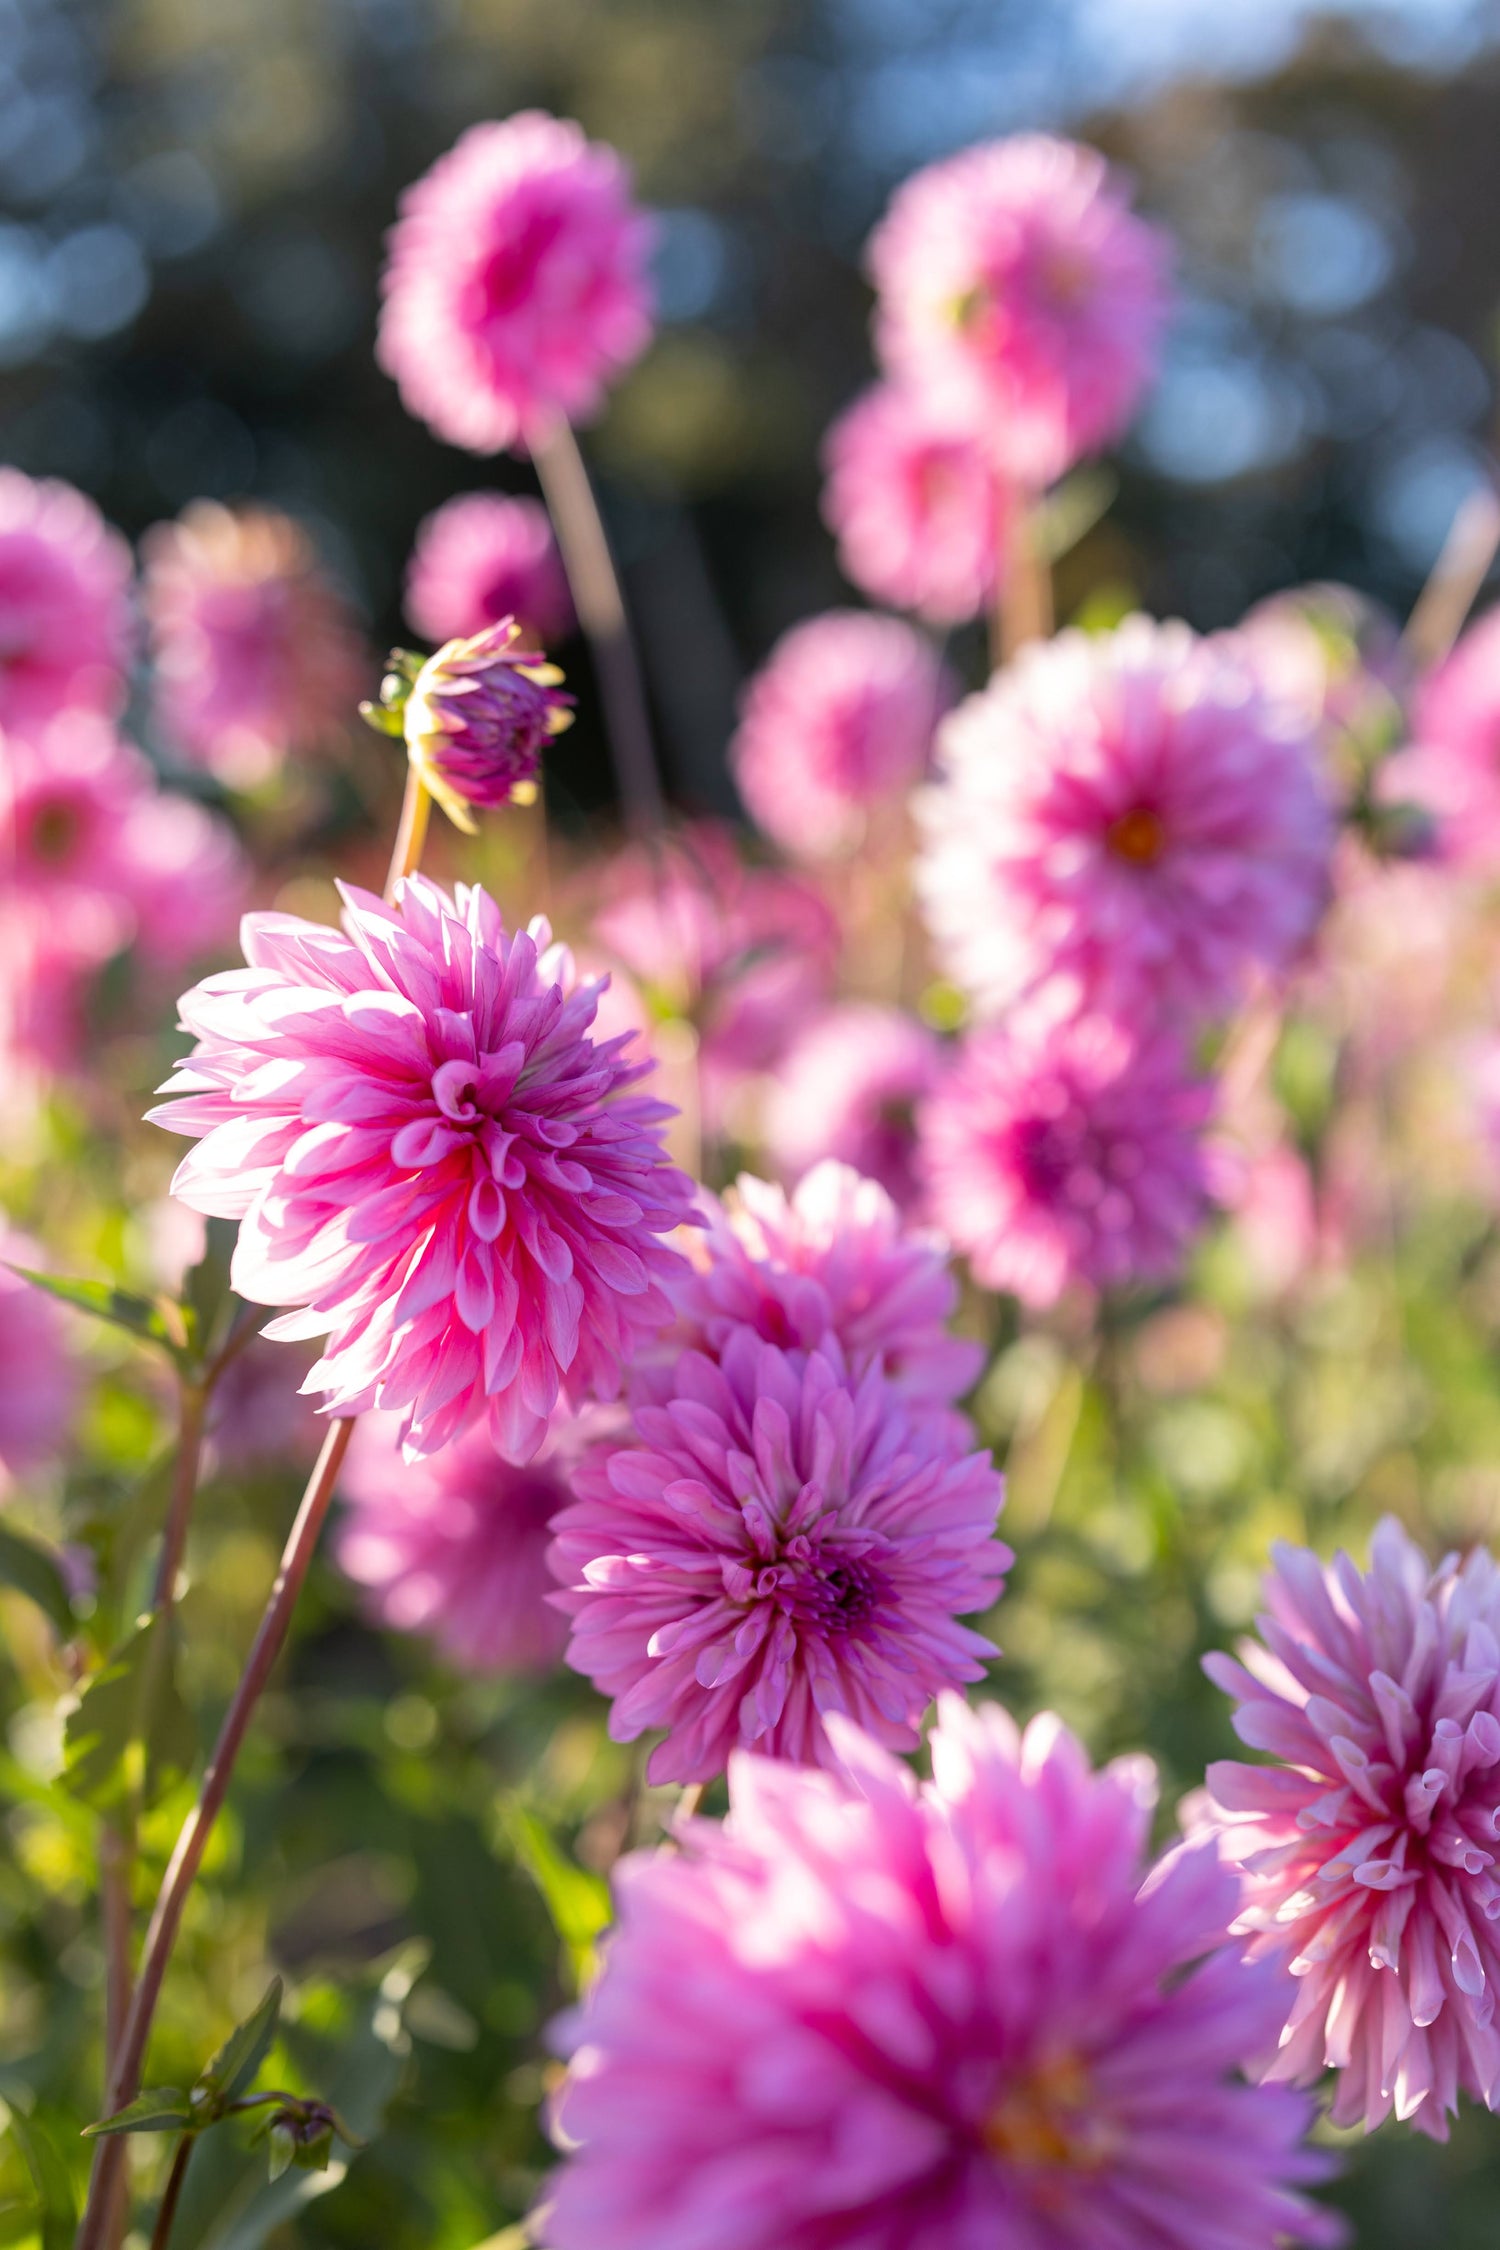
[402,618,573,832]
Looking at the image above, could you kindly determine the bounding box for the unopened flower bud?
[402,618,573,833]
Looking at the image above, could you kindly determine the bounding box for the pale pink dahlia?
[0,469,133,735]
[403,618,573,831]
[143,504,366,789]
[405,492,575,648]
[765,1005,938,1212]
[730,611,952,862]
[1384,607,1500,869]
[916,618,1332,1027]
[542,1696,1341,2250]
[868,135,1173,487]
[821,381,1007,627]
[147,875,696,1462]
[1204,1517,1500,2139]
[378,112,655,455]
[338,1408,583,1673]
[549,1329,1006,1783]
[919,1014,1213,1308]
[0,1233,78,1494]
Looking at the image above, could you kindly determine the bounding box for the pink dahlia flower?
[542,1696,1341,2250]
[403,617,573,831]
[142,503,366,790]
[338,1407,587,1673]
[919,1014,1213,1308]
[1204,1517,1500,2139]
[549,1328,1006,1783]
[821,381,1008,627]
[868,134,1173,487]
[0,1234,78,1493]
[405,492,575,648]
[1384,607,1500,869]
[378,112,655,455]
[765,1005,938,1212]
[730,611,952,862]
[916,618,1332,1026]
[0,469,133,735]
[147,875,696,1462]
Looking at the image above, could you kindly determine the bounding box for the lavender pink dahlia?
[377,112,655,455]
[0,468,133,734]
[541,1695,1340,2250]
[148,875,695,1462]
[1204,1517,1500,2138]
[403,618,573,831]
[765,1005,938,1212]
[868,134,1173,487]
[404,491,575,648]
[549,1328,1006,1783]
[915,618,1332,1027]
[0,1234,79,1494]
[1383,606,1500,870]
[820,381,1008,627]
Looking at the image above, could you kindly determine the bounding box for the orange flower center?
[982,2054,1110,2177]
[1105,806,1166,866]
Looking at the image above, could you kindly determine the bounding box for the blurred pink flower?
[543,1697,1341,2250]
[765,1004,937,1211]
[1204,1517,1500,2140]
[405,492,575,648]
[148,875,695,1462]
[403,617,573,832]
[1384,607,1500,868]
[205,1337,325,1475]
[143,503,366,789]
[868,134,1173,487]
[1212,1137,1325,1301]
[919,1014,1213,1308]
[820,381,1008,626]
[378,112,655,455]
[338,1407,588,1673]
[549,1329,1006,1783]
[1237,585,1407,771]
[916,618,1331,1027]
[730,611,951,862]
[0,1233,78,1493]
[0,468,133,735]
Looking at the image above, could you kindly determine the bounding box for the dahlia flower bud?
[400,618,573,833]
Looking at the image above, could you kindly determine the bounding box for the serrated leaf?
[0,1523,74,1636]
[7,1267,185,1361]
[7,2113,76,2250]
[62,1613,196,1813]
[196,1980,283,2108]
[83,2090,193,2138]
[500,1801,611,1988]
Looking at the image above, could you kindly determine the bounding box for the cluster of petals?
[405,491,575,648]
[867,134,1173,487]
[765,1005,938,1212]
[1383,607,1500,871]
[0,468,133,735]
[378,112,655,455]
[403,617,573,832]
[915,617,1331,1028]
[919,1013,1214,1309]
[142,502,366,789]
[730,610,951,862]
[1204,1516,1500,2139]
[0,1234,78,1493]
[543,1696,1340,2250]
[549,1326,1006,1784]
[820,382,1008,626]
[148,874,695,1462]
[338,1407,586,1674]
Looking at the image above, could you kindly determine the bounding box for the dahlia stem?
[73,1418,354,2250]
[147,2137,192,2250]
[386,767,432,900]
[1403,482,1500,669]
[532,420,666,835]
[992,493,1054,671]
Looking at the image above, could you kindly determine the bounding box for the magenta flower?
[1205,1517,1500,2139]
[868,134,1173,487]
[147,875,696,1462]
[549,1328,1006,1783]
[0,1235,78,1494]
[1384,607,1500,868]
[0,468,133,735]
[765,1005,938,1212]
[378,112,655,455]
[916,619,1332,1027]
[542,1696,1341,2250]
[403,618,573,831]
[919,1013,1213,1309]
[143,503,367,789]
[338,1408,589,1674]
[821,381,1008,627]
[405,492,575,648]
[730,611,952,862]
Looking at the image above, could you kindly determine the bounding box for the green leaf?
[6,2113,76,2250]
[290,2126,332,2174]
[83,2090,194,2138]
[6,1268,185,1362]
[196,1980,283,2108]
[61,1613,196,1813]
[0,1523,74,1636]
[264,2125,296,2185]
[357,700,405,737]
[182,1219,238,1363]
[500,1801,611,1988]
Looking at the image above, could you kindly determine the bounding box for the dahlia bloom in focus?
[143,504,365,789]
[765,1005,938,1211]
[338,1408,582,1673]
[1384,607,1500,868]
[731,611,951,861]
[405,492,575,648]
[1205,1518,1500,2139]
[916,618,1331,1027]
[820,382,1008,626]
[378,112,655,454]
[0,469,133,733]
[542,1697,1340,2250]
[148,875,695,1461]
[403,619,573,831]
[868,134,1173,486]
[549,1329,1006,1782]
[919,1014,1213,1308]
[0,1236,78,1494]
